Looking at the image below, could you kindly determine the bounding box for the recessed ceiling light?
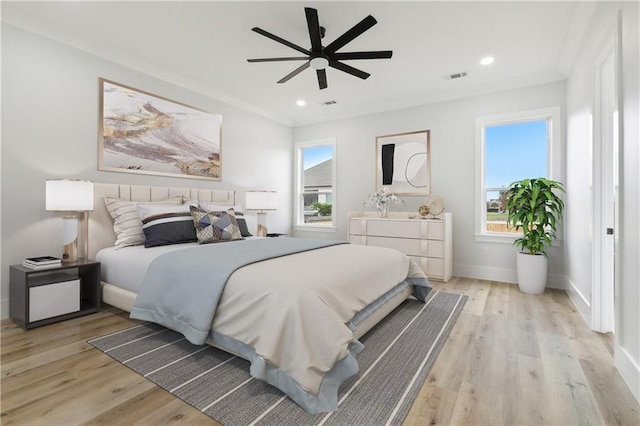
[296,100,306,107]
[480,56,495,66]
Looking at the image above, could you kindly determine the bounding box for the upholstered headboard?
[88,183,235,259]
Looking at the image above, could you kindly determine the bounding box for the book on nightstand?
[22,256,62,269]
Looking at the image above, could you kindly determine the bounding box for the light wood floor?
[1,278,638,425]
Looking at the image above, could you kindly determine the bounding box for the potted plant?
[505,177,565,294]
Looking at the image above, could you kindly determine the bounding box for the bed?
[88,183,431,414]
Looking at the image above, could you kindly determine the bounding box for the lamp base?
[61,216,79,263]
[256,212,268,237]
[256,224,268,237]
[62,239,78,263]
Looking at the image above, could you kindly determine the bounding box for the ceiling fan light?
[310,57,329,70]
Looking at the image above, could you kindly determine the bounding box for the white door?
[592,31,618,333]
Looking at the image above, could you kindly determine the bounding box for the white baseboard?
[0,297,9,320]
[615,345,640,403]
[453,264,566,291]
[562,276,592,327]
[453,264,516,284]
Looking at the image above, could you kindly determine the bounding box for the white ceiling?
[2,1,593,126]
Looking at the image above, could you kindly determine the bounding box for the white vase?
[376,203,388,218]
[516,251,548,294]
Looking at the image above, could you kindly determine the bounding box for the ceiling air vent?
[321,100,337,106]
[448,72,468,80]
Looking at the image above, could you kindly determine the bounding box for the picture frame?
[376,130,430,195]
[98,78,222,181]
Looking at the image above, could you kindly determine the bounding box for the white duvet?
[211,243,422,396]
[99,240,430,413]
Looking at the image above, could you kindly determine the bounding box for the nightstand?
[10,259,101,329]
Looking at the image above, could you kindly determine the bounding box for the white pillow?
[104,195,182,249]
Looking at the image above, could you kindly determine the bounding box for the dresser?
[348,212,452,282]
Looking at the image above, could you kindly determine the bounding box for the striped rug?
[89,290,466,425]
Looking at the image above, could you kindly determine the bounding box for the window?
[475,107,561,241]
[294,138,336,230]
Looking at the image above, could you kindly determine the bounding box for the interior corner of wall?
[614,345,640,404]
[563,275,592,328]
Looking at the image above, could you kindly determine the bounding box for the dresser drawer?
[352,218,444,240]
[366,220,422,238]
[367,236,442,257]
[426,221,445,240]
[409,256,445,279]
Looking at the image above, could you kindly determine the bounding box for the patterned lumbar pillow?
[136,203,198,248]
[190,206,243,244]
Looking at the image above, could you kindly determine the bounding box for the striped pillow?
[104,196,182,249]
[190,206,243,244]
[136,203,198,248]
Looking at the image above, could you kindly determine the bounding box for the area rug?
[89,290,466,425]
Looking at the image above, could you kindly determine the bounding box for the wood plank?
[83,387,218,425]
[404,384,458,425]
[1,279,638,425]
[579,357,640,425]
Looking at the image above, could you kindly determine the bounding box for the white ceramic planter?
[516,251,548,294]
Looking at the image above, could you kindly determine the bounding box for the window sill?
[474,233,518,244]
[474,232,563,247]
[294,225,337,233]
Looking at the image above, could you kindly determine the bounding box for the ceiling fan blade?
[317,69,328,90]
[277,62,311,84]
[247,57,310,63]
[329,60,370,80]
[252,27,311,55]
[331,51,393,60]
[324,15,377,54]
[305,8,323,53]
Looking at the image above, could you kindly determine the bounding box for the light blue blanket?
[130,237,346,345]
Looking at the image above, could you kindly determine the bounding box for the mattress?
[97,237,263,292]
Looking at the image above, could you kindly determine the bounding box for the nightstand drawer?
[29,278,80,322]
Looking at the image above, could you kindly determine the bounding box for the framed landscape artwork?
[376,130,431,195]
[99,78,222,181]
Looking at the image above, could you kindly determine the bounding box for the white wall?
[293,81,566,284]
[0,24,293,319]
[564,1,639,402]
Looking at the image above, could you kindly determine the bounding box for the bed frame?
[88,183,412,340]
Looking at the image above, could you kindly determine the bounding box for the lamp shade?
[245,190,277,211]
[45,179,94,212]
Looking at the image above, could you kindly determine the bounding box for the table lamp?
[45,179,94,262]
[245,190,277,237]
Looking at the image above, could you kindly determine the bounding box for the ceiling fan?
[247,7,392,90]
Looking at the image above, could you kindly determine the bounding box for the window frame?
[474,106,562,243]
[294,137,337,232]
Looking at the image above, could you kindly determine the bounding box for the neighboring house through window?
[475,106,562,242]
[294,138,336,230]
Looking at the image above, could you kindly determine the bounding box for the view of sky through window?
[485,120,548,190]
[303,145,333,169]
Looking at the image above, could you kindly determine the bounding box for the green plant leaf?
[505,177,565,256]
